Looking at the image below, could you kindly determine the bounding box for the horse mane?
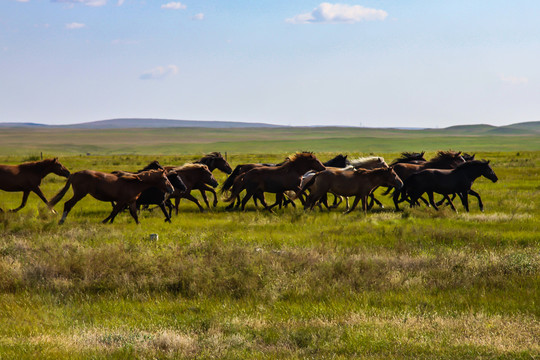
[455,159,489,170]
[286,152,316,162]
[117,173,141,182]
[390,152,425,165]
[426,151,462,164]
[18,158,55,169]
[350,156,385,167]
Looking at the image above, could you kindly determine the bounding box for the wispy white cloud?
[161,2,186,10]
[65,22,86,29]
[16,0,30,3]
[287,2,387,24]
[117,0,124,5]
[192,13,204,21]
[140,65,178,80]
[52,0,107,7]
[500,74,528,85]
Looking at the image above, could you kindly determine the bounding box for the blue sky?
[1,0,539,127]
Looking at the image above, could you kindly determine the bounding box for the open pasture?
[0,129,539,359]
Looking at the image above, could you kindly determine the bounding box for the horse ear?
[487,160,490,164]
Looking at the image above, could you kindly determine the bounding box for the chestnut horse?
[304,167,403,213]
[224,152,326,211]
[0,158,70,213]
[221,154,347,210]
[403,160,498,212]
[48,169,174,224]
[169,164,219,213]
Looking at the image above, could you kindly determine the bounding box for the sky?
[1,0,539,128]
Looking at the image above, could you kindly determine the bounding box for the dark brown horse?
[224,152,326,211]
[303,167,403,213]
[193,152,232,208]
[169,164,219,213]
[221,154,347,210]
[390,151,466,210]
[403,160,498,212]
[48,169,174,224]
[0,158,70,213]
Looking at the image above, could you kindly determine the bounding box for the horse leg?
[468,189,483,211]
[361,196,368,214]
[102,202,125,224]
[127,202,140,224]
[59,192,87,225]
[199,190,211,209]
[418,196,430,207]
[427,192,439,211]
[159,203,172,222]
[344,197,361,214]
[268,193,282,211]
[458,192,469,212]
[392,189,401,211]
[183,193,205,212]
[240,189,255,211]
[9,191,30,212]
[32,186,57,214]
[174,196,181,215]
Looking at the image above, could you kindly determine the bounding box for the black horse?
[403,160,498,212]
[135,170,187,222]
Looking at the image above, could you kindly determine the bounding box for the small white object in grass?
[149,233,159,241]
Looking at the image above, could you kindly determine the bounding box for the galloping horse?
[48,169,174,224]
[221,154,347,210]
[169,164,219,213]
[403,160,498,212]
[135,170,187,222]
[389,152,427,166]
[224,152,326,211]
[390,151,466,210]
[303,167,403,213]
[193,152,232,208]
[0,158,70,213]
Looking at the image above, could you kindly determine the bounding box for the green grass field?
[0,128,539,359]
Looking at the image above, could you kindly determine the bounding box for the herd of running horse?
[0,151,498,224]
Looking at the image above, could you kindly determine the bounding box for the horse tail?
[220,165,243,194]
[294,171,319,200]
[48,176,72,208]
[222,174,247,202]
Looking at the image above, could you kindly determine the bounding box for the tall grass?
[0,150,539,359]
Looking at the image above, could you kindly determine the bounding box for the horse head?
[287,152,326,173]
[49,158,71,178]
[382,167,403,190]
[142,169,174,194]
[481,160,498,183]
[212,155,233,174]
[167,170,187,193]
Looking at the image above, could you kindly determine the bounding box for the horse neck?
[21,160,52,178]
[423,158,458,169]
[454,164,484,181]
[196,158,215,171]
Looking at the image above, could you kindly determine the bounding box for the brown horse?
[390,151,466,210]
[304,167,403,213]
[169,164,219,213]
[224,152,326,211]
[48,169,174,224]
[193,152,232,208]
[0,158,70,213]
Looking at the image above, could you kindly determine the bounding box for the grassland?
[0,127,539,359]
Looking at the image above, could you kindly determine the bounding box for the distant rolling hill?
[0,118,281,129]
[0,119,538,133]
